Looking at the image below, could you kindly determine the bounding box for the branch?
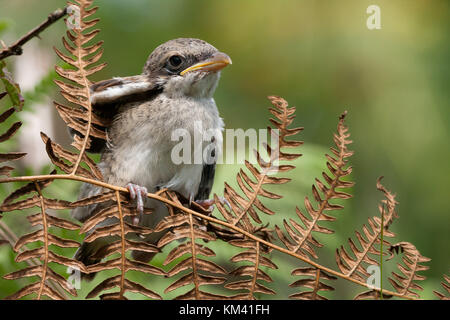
[0,173,419,300]
[0,7,68,60]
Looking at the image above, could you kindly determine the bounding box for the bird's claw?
[195,199,215,212]
[217,196,231,210]
[126,183,148,225]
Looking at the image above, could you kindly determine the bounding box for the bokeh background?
[0,0,448,299]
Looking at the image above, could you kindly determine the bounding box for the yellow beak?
[180,52,232,76]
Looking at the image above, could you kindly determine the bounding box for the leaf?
[387,242,430,299]
[0,60,24,110]
[277,111,353,260]
[336,178,398,283]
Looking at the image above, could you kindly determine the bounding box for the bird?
[70,38,231,278]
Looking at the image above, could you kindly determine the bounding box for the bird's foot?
[194,197,231,212]
[126,183,148,225]
[195,199,215,212]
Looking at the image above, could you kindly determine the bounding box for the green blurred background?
[0,0,448,299]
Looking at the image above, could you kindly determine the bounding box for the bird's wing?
[70,75,163,153]
[90,75,162,106]
[194,136,218,202]
[195,163,216,201]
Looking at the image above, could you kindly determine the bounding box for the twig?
[0,173,419,300]
[0,7,68,60]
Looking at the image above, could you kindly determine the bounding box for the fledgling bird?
[71,38,231,277]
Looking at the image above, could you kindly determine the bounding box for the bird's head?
[143,38,232,99]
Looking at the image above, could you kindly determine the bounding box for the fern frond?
[41,132,102,180]
[217,96,300,299]
[0,180,84,300]
[276,111,353,260]
[49,0,106,179]
[335,177,398,283]
[215,96,303,231]
[155,193,227,299]
[78,190,164,300]
[434,272,450,300]
[387,242,430,299]
[225,239,277,299]
[279,112,352,300]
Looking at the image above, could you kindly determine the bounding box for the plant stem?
[0,7,68,60]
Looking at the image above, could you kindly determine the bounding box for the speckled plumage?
[71,38,230,272]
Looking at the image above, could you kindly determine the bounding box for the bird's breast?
[102,95,223,198]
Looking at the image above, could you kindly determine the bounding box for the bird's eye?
[168,55,183,68]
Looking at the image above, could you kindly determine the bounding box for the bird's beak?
[180,52,232,76]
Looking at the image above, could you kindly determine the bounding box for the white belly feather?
[105,95,223,202]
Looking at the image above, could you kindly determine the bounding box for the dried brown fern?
[335,177,398,283]
[225,239,277,299]
[276,112,353,260]
[1,39,82,301]
[434,272,450,300]
[387,242,430,299]
[216,96,301,299]
[0,61,26,250]
[0,180,84,299]
[41,132,102,180]
[75,190,164,300]
[155,192,227,299]
[50,0,107,180]
[278,112,352,299]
